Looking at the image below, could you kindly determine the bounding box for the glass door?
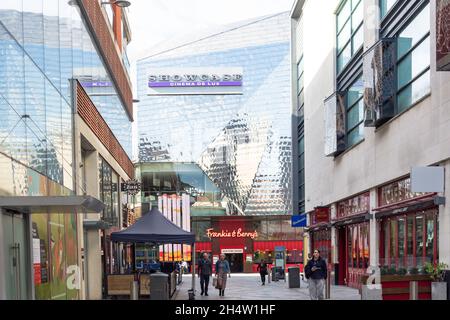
[2,211,29,300]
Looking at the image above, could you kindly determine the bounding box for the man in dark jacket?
[304,249,327,300]
[197,253,212,296]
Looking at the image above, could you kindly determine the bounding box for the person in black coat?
[197,253,212,296]
[304,249,327,300]
[257,260,269,285]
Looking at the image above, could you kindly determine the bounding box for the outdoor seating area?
[107,207,196,300]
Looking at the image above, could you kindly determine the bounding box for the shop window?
[347,227,354,268]
[425,212,435,264]
[390,219,397,266]
[352,225,358,268]
[397,218,405,267]
[407,216,414,268]
[415,214,424,267]
[337,0,364,74]
[383,221,389,265]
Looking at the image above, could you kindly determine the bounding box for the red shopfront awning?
[253,241,303,252]
[373,193,438,219]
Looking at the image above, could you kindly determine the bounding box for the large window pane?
[338,20,351,53]
[352,25,364,52]
[390,219,397,266]
[397,4,430,58]
[338,43,352,73]
[425,212,435,264]
[407,216,414,268]
[397,37,430,89]
[397,70,430,113]
[337,0,351,32]
[398,218,405,267]
[415,215,424,267]
[352,1,363,31]
[381,0,397,18]
[347,100,363,129]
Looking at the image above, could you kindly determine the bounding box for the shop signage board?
[311,207,330,225]
[411,167,444,193]
[121,179,141,196]
[337,193,370,219]
[148,67,243,95]
[206,228,258,239]
[291,214,307,228]
[221,249,244,254]
[379,177,429,206]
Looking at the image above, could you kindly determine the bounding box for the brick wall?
[77,82,134,179]
[79,0,133,120]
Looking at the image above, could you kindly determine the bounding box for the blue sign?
[291,214,307,228]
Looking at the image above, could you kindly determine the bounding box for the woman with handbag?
[257,259,268,285]
[215,254,231,297]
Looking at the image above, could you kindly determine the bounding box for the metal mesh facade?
[137,12,292,216]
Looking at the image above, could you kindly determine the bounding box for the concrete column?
[84,150,102,299]
[86,229,102,300]
[439,160,450,266]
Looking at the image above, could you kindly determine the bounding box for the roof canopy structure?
[111,207,195,244]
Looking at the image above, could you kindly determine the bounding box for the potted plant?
[424,262,448,300]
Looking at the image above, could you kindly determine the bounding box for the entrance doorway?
[225,253,243,273]
[2,211,30,299]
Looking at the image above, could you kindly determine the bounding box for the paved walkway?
[173,274,361,300]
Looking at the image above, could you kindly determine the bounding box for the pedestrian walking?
[198,253,212,296]
[304,249,327,300]
[215,253,231,297]
[257,259,269,285]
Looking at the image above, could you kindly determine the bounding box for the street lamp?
[101,0,131,7]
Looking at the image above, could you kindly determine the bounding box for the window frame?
[336,0,364,74]
[345,74,364,148]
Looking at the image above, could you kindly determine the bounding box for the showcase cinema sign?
[147,67,243,95]
[206,228,258,240]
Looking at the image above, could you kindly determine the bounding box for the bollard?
[410,281,418,300]
[325,270,331,299]
[130,280,139,300]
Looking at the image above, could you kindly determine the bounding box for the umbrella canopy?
[111,207,195,244]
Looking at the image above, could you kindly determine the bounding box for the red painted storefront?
[193,217,304,273]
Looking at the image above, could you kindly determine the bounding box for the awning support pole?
[191,243,196,293]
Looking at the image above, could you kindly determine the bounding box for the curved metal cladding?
[137,12,292,216]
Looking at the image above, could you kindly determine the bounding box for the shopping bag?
[212,277,218,288]
[218,277,224,289]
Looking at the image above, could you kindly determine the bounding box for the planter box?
[431,282,447,300]
[361,275,432,300]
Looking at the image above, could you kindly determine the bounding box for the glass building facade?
[137,12,293,216]
[0,1,130,300]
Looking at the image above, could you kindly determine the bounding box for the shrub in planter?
[397,268,407,275]
[424,262,449,300]
[408,267,419,275]
[380,266,389,276]
[387,266,397,275]
[424,262,448,282]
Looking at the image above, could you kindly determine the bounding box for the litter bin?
[272,268,278,282]
[150,272,169,300]
[288,267,300,288]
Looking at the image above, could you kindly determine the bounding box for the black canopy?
[110,207,195,244]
